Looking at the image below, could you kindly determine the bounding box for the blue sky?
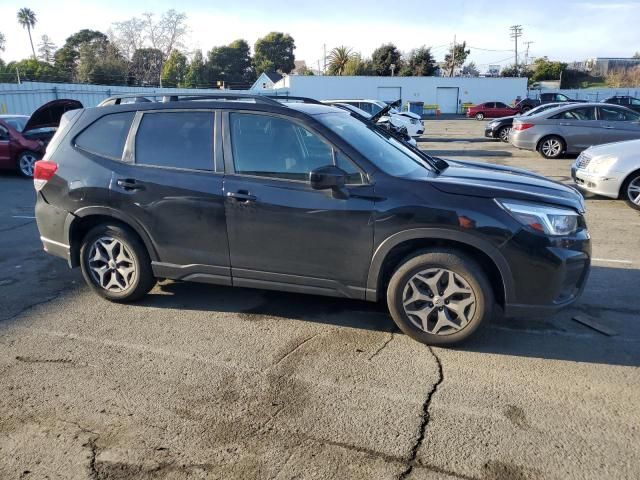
[2,0,639,72]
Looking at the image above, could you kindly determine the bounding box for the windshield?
[316,112,434,178]
[3,117,27,131]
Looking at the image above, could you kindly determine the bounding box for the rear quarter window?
[74,112,135,160]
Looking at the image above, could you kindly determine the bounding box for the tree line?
[0,7,485,88]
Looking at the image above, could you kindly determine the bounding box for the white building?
[250,71,284,92]
[262,75,528,114]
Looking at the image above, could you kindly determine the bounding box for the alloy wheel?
[402,268,476,335]
[541,139,562,158]
[87,236,136,292]
[627,176,640,206]
[19,153,37,177]
[499,127,511,142]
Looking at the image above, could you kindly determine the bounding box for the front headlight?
[497,200,579,236]
[584,155,617,174]
[488,121,498,127]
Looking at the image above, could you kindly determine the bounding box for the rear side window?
[551,107,596,121]
[75,112,134,160]
[135,112,214,170]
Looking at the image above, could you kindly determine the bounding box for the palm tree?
[328,46,354,76]
[17,8,37,59]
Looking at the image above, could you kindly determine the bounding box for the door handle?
[603,125,615,129]
[559,122,573,126]
[116,178,144,191]
[226,190,256,202]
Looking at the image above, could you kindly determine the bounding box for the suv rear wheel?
[387,250,492,345]
[80,224,155,301]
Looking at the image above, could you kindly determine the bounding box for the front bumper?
[500,228,591,318]
[571,167,621,199]
[484,127,498,138]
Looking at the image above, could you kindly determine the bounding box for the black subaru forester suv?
[34,93,590,346]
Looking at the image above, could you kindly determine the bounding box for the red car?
[0,99,82,177]
[466,102,519,120]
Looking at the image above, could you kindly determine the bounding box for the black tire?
[475,112,485,120]
[386,249,493,346]
[79,223,155,302]
[16,150,40,177]
[621,170,640,211]
[538,135,565,159]
[521,106,531,113]
[497,126,511,143]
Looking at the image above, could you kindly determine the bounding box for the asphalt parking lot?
[1,118,639,480]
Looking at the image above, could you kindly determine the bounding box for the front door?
[222,111,375,297]
[0,124,11,169]
[108,110,230,282]
[597,105,640,143]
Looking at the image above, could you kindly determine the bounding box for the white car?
[322,99,424,138]
[571,139,640,210]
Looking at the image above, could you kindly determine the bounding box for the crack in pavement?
[0,221,33,233]
[369,332,394,360]
[397,346,444,480]
[266,333,320,371]
[16,355,74,365]
[86,435,99,480]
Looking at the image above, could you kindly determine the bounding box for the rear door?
[597,105,640,143]
[107,109,230,282]
[551,106,601,151]
[222,110,375,297]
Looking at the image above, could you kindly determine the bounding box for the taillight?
[33,160,58,191]
[513,123,534,131]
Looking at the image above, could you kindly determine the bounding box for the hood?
[429,159,585,212]
[396,111,422,120]
[23,99,83,133]
[582,138,640,158]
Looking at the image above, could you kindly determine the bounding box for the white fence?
[0,82,223,115]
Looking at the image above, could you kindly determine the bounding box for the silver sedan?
[509,103,640,159]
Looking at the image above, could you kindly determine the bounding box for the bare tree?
[37,34,56,63]
[141,10,187,60]
[111,17,145,60]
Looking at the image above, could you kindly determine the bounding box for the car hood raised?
[429,159,585,212]
[23,99,83,133]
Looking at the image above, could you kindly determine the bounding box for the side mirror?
[310,165,348,198]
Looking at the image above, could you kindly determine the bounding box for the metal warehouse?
[258,75,529,114]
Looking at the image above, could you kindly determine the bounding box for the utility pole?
[510,25,523,76]
[323,44,327,75]
[524,41,534,68]
[451,34,456,77]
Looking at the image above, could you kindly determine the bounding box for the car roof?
[0,114,28,119]
[285,103,344,115]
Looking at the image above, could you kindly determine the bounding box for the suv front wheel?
[80,224,155,302]
[387,250,493,345]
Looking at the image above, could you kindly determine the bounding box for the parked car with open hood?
[484,102,572,142]
[466,102,519,120]
[322,99,424,137]
[510,103,640,159]
[0,99,82,177]
[571,138,640,210]
[34,93,589,346]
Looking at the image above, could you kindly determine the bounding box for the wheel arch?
[66,207,159,267]
[366,228,515,308]
[619,168,640,199]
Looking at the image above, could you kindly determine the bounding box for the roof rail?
[97,92,283,107]
[264,95,322,105]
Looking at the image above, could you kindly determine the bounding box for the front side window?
[75,112,135,160]
[229,112,364,183]
[135,112,214,170]
[495,102,508,108]
[0,126,8,140]
[631,98,640,106]
[599,106,640,122]
[555,94,570,101]
[317,112,434,179]
[551,107,596,121]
